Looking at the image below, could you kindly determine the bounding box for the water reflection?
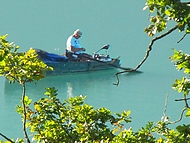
[66,82,73,97]
[3,69,188,134]
[4,69,120,99]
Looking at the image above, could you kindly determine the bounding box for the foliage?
[142,1,190,140]
[170,49,190,117]
[0,34,53,85]
[1,0,190,142]
[0,34,53,143]
[16,87,131,143]
[144,0,190,36]
[16,89,190,143]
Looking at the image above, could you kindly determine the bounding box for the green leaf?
[186,108,190,117]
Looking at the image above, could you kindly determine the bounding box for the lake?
[0,0,189,140]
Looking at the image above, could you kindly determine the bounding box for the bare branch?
[175,98,190,101]
[113,73,120,86]
[0,133,15,143]
[184,94,190,108]
[175,96,190,108]
[114,25,178,85]
[161,94,189,125]
[177,33,187,43]
[114,69,135,86]
[175,94,190,108]
[134,25,178,71]
[163,94,169,118]
[168,108,187,124]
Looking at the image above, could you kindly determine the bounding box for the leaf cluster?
[15,89,190,143]
[16,87,131,143]
[1,1,190,140]
[0,34,53,85]
[144,0,190,36]
[170,49,190,117]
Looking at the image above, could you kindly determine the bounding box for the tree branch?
[113,73,120,86]
[22,84,31,143]
[114,25,178,85]
[134,25,178,71]
[114,69,135,86]
[168,108,187,124]
[0,133,15,143]
[177,33,187,43]
[163,94,169,119]
[184,94,189,108]
[175,95,189,108]
[175,97,190,101]
[161,94,189,125]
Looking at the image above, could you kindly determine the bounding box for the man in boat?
[66,29,91,61]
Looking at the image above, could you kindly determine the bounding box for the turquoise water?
[0,0,189,140]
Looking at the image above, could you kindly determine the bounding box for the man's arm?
[70,46,86,52]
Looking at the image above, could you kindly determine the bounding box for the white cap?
[74,29,82,36]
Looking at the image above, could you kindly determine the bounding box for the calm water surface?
[0,1,189,140]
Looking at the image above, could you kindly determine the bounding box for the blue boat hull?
[35,49,121,75]
[45,59,120,75]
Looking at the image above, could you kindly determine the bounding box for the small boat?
[35,45,122,75]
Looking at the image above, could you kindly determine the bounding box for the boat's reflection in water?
[66,82,73,97]
[4,69,120,100]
